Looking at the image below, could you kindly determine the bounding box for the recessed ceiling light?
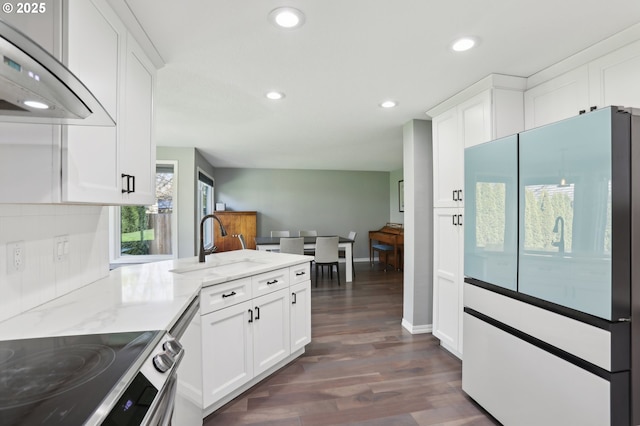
[266,91,285,100]
[451,37,476,52]
[380,100,397,108]
[269,7,305,29]
[24,100,49,109]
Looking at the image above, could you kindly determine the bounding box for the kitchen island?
[0,249,313,425]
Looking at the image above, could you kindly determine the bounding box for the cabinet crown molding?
[426,74,526,118]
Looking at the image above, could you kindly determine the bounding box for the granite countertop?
[0,250,312,341]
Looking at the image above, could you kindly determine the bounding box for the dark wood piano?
[369,223,404,271]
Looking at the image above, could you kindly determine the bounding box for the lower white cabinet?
[201,300,253,408]
[432,207,464,357]
[197,262,311,414]
[290,280,311,352]
[252,288,291,376]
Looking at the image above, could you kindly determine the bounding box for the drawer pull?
[222,291,236,298]
[295,271,306,276]
[267,279,278,285]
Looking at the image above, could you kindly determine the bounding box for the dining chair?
[298,230,317,256]
[314,236,340,287]
[339,231,357,277]
[271,230,290,237]
[279,237,304,255]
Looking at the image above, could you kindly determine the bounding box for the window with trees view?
[111,161,178,263]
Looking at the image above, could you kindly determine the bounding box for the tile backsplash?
[0,204,110,322]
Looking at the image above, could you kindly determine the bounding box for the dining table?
[254,235,355,282]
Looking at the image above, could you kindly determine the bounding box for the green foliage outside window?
[121,205,151,255]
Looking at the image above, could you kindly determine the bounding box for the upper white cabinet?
[524,66,590,129]
[588,39,640,110]
[62,0,156,205]
[525,39,640,130]
[429,75,525,208]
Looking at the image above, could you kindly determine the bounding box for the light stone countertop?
[0,250,312,341]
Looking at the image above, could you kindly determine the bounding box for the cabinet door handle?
[452,190,458,201]
[295,271,306,276]
[130,175,135,193]
[121,174,129,193]
[458,214,463,226]
[248,309,253,323]
[292,292,297,304]
[266,279,278,285]
[458,189,462,201]
[452,215,458,226]
[222,291,236,298]
[255,306,260,320]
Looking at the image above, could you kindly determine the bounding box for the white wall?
[0,204,109,322]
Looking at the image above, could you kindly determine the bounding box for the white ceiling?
[127,0,640,172]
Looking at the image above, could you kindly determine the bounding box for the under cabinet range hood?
[0,19,114,126]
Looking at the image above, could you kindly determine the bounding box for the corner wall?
[402,119,433,333]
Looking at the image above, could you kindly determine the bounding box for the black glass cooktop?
[0,330,161,425]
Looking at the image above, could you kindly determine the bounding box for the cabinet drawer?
[252,267,289,297]
[289,263,311,285]
[201,277,251,315]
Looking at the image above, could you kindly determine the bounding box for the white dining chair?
[271,230,290,237]
[279,237,304,255]
[314,236,340,286]
[298,230,317,255]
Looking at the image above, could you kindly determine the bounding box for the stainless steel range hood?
[0,19,114,126]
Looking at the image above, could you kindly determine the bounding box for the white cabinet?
[195,263,312,414]
[524,66,590,129]
[428,74,525,357]
[62,0,156,205]
[290,280,311,352]
[201,300,253,408]
[432,208,464,357]
[431,81,524,208]
[252,289,291,376]
[525,40,640,130]
[201,287,292,408]
[588,39,640,110]
[432,106,461,208]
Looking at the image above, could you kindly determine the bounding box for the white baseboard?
[401,318,432,334]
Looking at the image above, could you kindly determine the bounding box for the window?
[197,169,215,248]
[110,161,178,263]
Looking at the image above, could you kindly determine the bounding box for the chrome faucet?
[551,216,565,253]
[199,214,228,262]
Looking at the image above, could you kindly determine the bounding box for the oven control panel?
[140,332,184,390]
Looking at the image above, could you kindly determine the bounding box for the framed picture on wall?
[399,180,404,212]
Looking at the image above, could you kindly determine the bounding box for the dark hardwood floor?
[204,262,498,426]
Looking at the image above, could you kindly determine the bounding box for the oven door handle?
[143,372,178,426]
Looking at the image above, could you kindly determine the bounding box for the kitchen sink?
[170,258,270,277]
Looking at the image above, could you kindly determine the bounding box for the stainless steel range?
[0,328,184,425]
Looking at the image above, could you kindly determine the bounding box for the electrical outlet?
[54,235,69,262]
[7,241,25,273]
